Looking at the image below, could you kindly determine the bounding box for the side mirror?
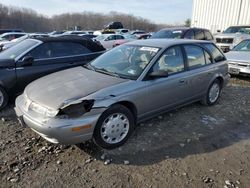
[21,56,34,66]
[217,30,221,33]
[149,70,168,79]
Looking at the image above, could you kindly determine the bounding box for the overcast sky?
[1,0,193,24]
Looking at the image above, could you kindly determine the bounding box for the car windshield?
[0,39,39,59]
[232,40,250,51]
[151,30,183,39]
[88,44,160,80]
[223,26,250,34]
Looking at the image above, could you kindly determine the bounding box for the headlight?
[59,100,94,118]
[29,101,58,117]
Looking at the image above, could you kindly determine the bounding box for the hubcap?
[209,83,220,103]
[101,113,130,144]
[0,90,3,107]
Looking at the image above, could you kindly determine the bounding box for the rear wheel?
[202,79,221,106]
[93,104,135,149]
[0,87,8,110]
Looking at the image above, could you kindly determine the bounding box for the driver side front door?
[139,45,191,118]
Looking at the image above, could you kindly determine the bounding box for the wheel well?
[115,101,137,122]
[216,76,224,88]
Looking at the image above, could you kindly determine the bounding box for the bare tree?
[0,3,185,32]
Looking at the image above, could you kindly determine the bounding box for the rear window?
[151,30,183,39]
[202,43,225,62]
[194,30,205,40]
[204,31,213,40]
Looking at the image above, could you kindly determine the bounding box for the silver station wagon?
[15,39,229,149]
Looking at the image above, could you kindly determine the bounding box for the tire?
[93,104,135,149]
[0,86,8,110]
[202,79,221,106]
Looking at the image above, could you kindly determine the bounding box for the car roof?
[160,27,210,31]
[30,36,106,52]
[228,25,250,27]
[36,36,90,42]
[126,39,212,48]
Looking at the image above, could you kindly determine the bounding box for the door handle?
[179,79,185,83]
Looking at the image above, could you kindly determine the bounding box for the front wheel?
[0,87,8,110]
[93,104,135,149]
[202,79,221,106]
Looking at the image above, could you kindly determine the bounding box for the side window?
[194,30,205,40]
[204,31,213,40]
[153,46,185,75]
[107,35,115,41]
[184,45,206,69]
[202,43,225,62]
[116,35,124,40]
[28,42,91,59]
[49,42,91,57]
[28,43,52,59]
[184,30,195,39]
[204,51,212,64]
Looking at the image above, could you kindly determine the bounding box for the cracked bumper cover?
[15,95,106,145]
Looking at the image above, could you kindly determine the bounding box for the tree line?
[0,3,184,33]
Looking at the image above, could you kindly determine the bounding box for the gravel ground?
[0,76,250,188]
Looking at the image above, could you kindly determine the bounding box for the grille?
[216,38,233,44]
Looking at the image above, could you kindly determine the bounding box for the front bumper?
[228,63,250,75]
[15,95,105,145]
[216,43,234,53]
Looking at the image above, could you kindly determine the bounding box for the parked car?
[116,29,130,34]
[0,37,105,109]
[104,22,123,30]
[94,34,125,49]
[0,29,24,35]
[112,34,137,47]
[137,33,151,39]
[15,39,229,149]
[63,31,88,35]
[215,25,250,52]
[78,34,97,40]
[0,33,49,51]
[130,30,146,38]
[151,27,214,41]
[0,32,26,42]
[49,31,65,35]
[226,39,250,76]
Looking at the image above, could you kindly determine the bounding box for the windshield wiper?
[84,63,96,71]
[95,68,120,78]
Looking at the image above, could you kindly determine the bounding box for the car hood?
[25,66,127,110]
[226,51,250,63]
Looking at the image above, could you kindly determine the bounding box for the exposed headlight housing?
[59,100,95,118]
[23,93,58,117]
[29,102,58,117]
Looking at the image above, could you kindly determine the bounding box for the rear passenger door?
[15,41,92,92]
[183,44,215,99]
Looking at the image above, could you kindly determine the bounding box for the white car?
[0,32,26,42]
[94,34,125,49]
[226,39,250,76]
